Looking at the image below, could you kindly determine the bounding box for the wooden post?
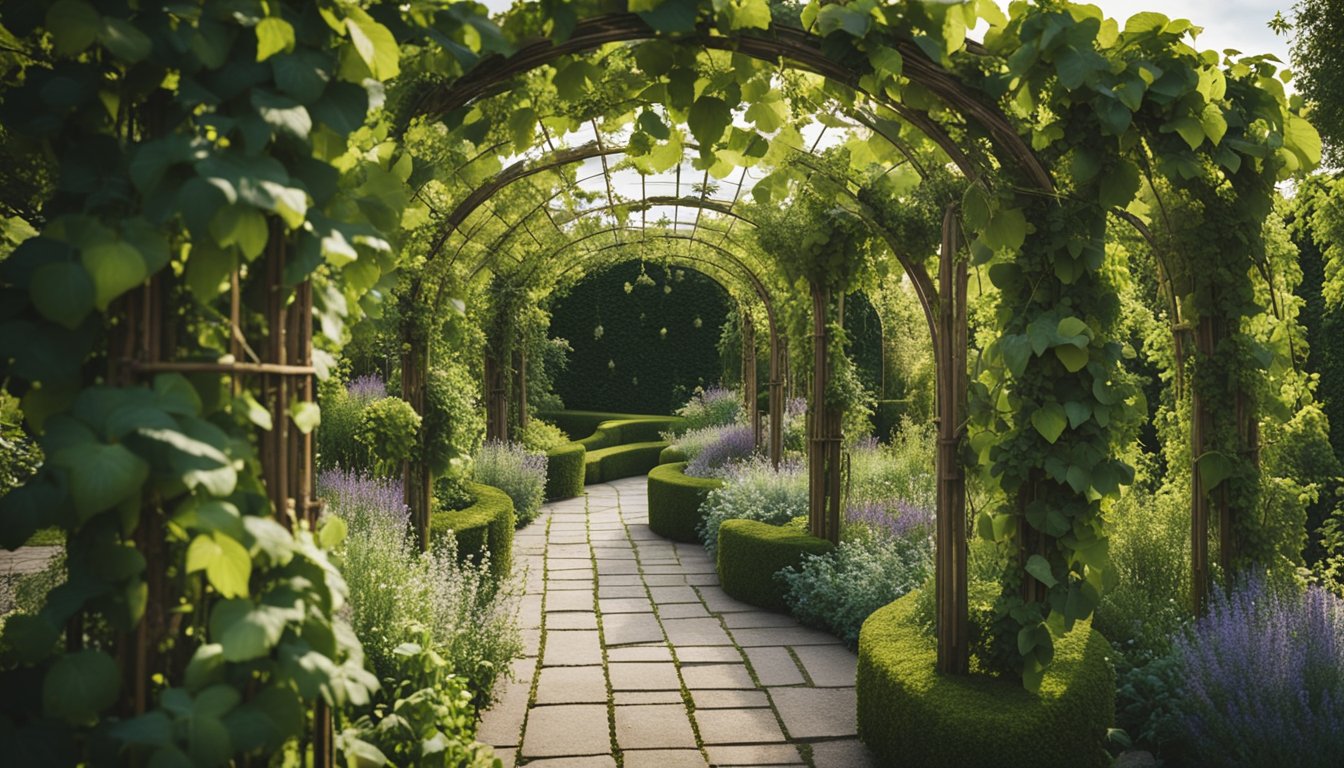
[484,348,509,442]
[401,333,432,550]
[742,312,760,449]
[514,346,529,437]
[807,286,843,545]
[768,328,784,467]
[934,204,970,675]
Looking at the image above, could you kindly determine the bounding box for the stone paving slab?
[534,665,607,704]
[542,630,603,666]
[695,708,788,745]
[623,749,710,768]
[769,687,858,739]
[494,480,864,767]
[615,703,698,749]
[520,704,610,758]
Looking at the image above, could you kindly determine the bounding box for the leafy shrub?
[697,457,807,559]
[338,632,500,768]
[684,425,756,478]
[0,392,40,496]
[357,397,423,477]
[1174,576,1344,766]
[318,470,521,705]
[434,474,476,512]
[676,385,742,431]
[520,419,569,452]
[782,510,933,646]
[318,374,386,471]
[423,361,484,477]
[472,441,547,527]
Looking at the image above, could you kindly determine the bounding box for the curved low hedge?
[584,441,668,484]
[544,442,586,501]
[429,482,514,581]
[576,417,685,451]
[716,519,833,612]
[857,592,1114,768]
[539,410,685,444]
[658,445,689,465]
[647,462,723,543]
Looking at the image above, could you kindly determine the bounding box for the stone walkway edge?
[477,476,878,768]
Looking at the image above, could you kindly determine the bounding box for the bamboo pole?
[934,204,970,675]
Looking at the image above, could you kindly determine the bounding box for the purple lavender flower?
[685,425,757,477]
[346,373,387,403]
[677,385,742,430]
[317,467,409,531]
[844,498,932,540]
[1174,575,1344,765]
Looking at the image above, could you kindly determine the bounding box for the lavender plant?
[676,385,742,431]
[697,457,808,559]
[1175,576,1344,766]
[684,425,757,478]
[317,470,522,705]
[473,440,548,527]
[779,526,933,646]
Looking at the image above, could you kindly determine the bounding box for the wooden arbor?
[398,12,1063,674]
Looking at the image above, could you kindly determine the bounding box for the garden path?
[480,476,878,768]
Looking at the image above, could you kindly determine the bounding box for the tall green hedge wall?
[548,261,730,413]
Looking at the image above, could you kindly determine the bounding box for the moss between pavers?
[857,591,1114,768]
[715,519,833,612]
[583,441,668,484]
[429,481,514,581]
[544,442,586,500]
[647,462,722,543]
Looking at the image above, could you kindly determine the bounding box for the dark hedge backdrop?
[548,260,731,414]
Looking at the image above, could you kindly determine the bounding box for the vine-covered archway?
[0,1,1320,764]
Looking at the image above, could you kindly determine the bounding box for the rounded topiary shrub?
[716,518,833,612]
[647,462,723,543]
[544,442,586,501]
[429,482,515,581]
[857,591,1114,768]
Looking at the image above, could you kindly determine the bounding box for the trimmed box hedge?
[716,519,834,612]
[544,442,586,501]
[647,462,723,543]
[658,445,689,465]
[857,591,1114,768]
[583,440,668,484]
[538,410,684,443]
[576,417,685,451]
[429,482,514,581]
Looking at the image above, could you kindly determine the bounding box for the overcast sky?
[475,0,1294,65]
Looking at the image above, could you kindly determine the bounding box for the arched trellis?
[396,13,1055,673]
[393,3,1296,684]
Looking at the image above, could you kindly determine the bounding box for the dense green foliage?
[857,592,1114,768]
[358,397,423,478]
[716,518,834,612]
[548,261,731,413]
[647,461,724,543]
[1278,0,1344,167]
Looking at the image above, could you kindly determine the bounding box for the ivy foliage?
[0,0,500,763]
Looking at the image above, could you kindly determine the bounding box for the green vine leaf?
[1031,402,1068,444]
[255,17,295,62]
[29,262,94,330]
[688,96,732,147]
[344,7,400,80]
[43,650,121,723]
[1025,554,1058,587]
[187,533,252,599]
[50,442,148,522]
